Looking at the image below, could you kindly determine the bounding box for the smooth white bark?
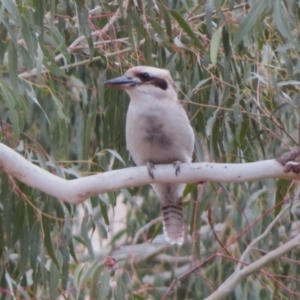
[204,233,300,300]
[0,143,299,204]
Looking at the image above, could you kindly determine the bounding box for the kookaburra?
[105,66,194,245]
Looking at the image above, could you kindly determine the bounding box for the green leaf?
[0,22,8,62]
[30,222,41,272]
[275,179,290,217]
[148,18,165,41]
[36,40,44,81]
[82,259,105,285]
[209,26,222,68]
[222,27,231,58]
[105,149,125,166]
[10,199,25,247]
[115,273,127,300]
[97,269,111,300]
[42,217,60,269]
[233,2,267,45]
[51,93,70,123]
[272,103,293,118]
[99,199,110,226]
[120,189,135,205]
[45,24,70,62]
[81,214,95,258]
[0,16,18,48]
[73,263,85,289]
[205,0,214,37]
[273,0,300,50]
[19,224,30,277]
[8,42,18,93]
[22,81,50,124]
[183,183,197,198]
[33,0,44,38]
[170,10,204,50]
[68,235,77,263]
[1,82,20,142]
[19,45,34,70]
[44,61,66,77]
[77,6,94,58]
[206,109,219,138]
[1,0,22,26]
[160,4,172,39]
[21,16,35,64]
[49,257,60,299]
[95,220,108,239]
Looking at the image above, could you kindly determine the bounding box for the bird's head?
[105,66,177,101]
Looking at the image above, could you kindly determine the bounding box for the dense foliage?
[1,0,300,299]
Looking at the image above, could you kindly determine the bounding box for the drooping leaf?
[41,216,59,269]
[1,82,20,142]
[1,0,22,26]
[273,0,300,50]
[170,10,204,50]
[209,26,222,68]
[8,42,18,93]
[275,179,290,217]
[33,0,44,39]
[81,213,95,259]
[233,2,268,45]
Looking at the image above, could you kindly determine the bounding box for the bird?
[105,66,194,245]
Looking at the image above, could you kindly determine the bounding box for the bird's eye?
[140,72,151,81]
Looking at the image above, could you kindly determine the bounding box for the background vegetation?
[1,0,300,299]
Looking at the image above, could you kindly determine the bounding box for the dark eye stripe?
[135,72,168,90]
[152,78,168,90]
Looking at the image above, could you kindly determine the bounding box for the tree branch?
[1,143,300,204]
[233,205,291,274]
[204,233,300,300]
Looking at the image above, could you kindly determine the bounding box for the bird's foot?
[146,161,155,179]
[173,160,181,176]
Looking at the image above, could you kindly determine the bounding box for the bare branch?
[204,233,300,300]
[1,143,300,204]
[233,205,292,274]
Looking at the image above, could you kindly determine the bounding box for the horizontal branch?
[0,143,300,204]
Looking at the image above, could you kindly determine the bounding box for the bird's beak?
[104,76,138,89]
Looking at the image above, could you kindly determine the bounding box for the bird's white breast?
[125,97,194,166]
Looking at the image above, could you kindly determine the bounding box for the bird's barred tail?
[162,198,184,245]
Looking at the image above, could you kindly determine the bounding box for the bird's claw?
[173,160,181,176]
[146,162,155,179]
